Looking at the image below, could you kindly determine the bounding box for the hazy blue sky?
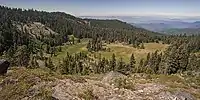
[1,0,200,17]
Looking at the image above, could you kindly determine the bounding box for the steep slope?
[86,19,162,36]
[85,19,134,29]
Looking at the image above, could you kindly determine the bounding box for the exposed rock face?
[52,78,196,100]
[14,22,58,39]
[52,79,141,100]
[0,59,10,75]
[174,91,195,100]
[52,72,196,100]
[156,91,195,100]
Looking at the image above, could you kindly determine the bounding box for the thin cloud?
[79,12,200,17]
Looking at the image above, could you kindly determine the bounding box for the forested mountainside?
[0,5,161,53]
[84,19,134,29]
[0,5,200,100]
[86,19,162,36]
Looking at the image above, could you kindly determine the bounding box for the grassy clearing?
[95,43,168,63]
[52,39,89,65]
[53,40,168,65]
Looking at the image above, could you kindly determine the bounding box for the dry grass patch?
[0,67,58,100]
[95,43,168,63]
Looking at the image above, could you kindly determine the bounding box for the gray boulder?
[0,59,10,75]
[174,91,195,100]
[102,71,126,84]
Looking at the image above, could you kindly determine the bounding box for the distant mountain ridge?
[133,21,200,35]
[133,21,191,32]
[81,16,200,35]
[80,16,200,23]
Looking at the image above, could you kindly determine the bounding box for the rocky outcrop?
[101,71,126,84]
[0,67,196,100]
[52,79,141,100]
[52,78,196,100]
[52,73,196,100]
[156,91,195,100]
[14,22,58,39]
[0,59,10,75]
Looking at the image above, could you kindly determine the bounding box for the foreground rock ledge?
[52,72,195,100]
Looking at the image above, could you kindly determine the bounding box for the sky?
[1,0,200,17]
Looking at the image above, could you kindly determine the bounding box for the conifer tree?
[110,53,116,71]
[58,60,65,74]
[187,54,199,71]
[99,57,105,73]
[165,46,180,74]
[140,43,145,49]
[144,53,150,67]
[39,50,44,60]
[44,57,48,67]
[78,61,83,74]
[47,57,55,71]
[129,53,136,73]
[137,58,144,73]
[117,57,126,74]
[87,40,92,52]
[118,57,124,70]
[72,36,75,44]
[14,45,30,67]
[28,54,35,68]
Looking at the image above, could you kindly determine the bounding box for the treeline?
[140,36,200,74]
[12,42,200,76]
[87,37,104,52]
[86,38,145,52]
[51,52,137,75]
[85,35,200,75]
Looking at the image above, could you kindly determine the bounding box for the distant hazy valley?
[133,20,200,35]
[81,16,200,35]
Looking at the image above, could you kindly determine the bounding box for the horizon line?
[1,4,200,18]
